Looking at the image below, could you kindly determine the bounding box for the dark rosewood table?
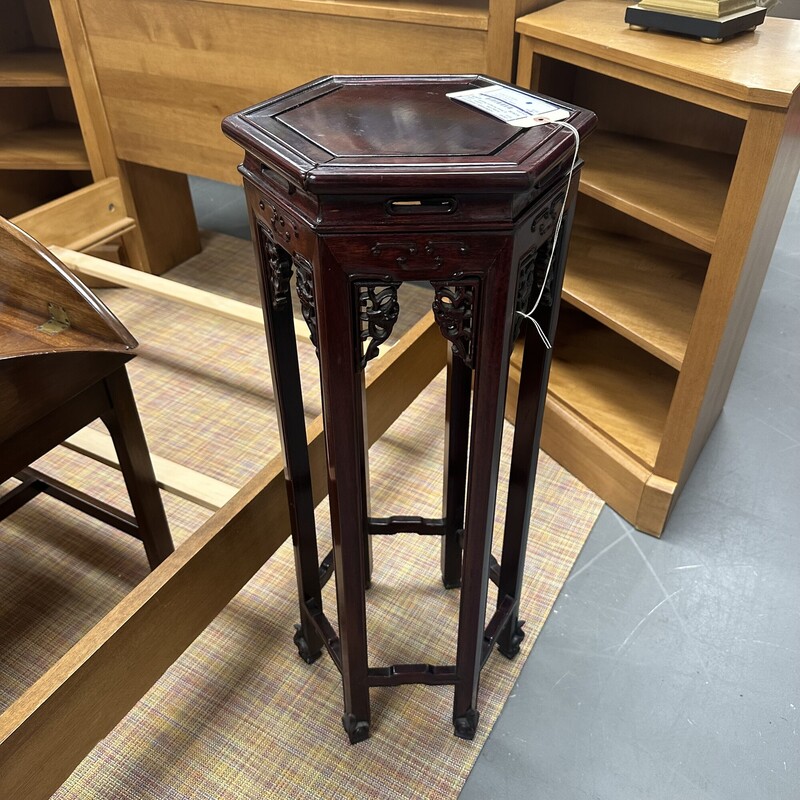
[223,75,595,743]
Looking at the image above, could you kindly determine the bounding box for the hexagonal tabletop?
[223,75,595,195]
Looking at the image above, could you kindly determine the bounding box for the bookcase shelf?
[0,49,68,87]
[547,308,676,467]
[516,0,800,534]
[579,130,734,253]
[0,123,89,170]
[0,4,92,216]
[563,225,706,369]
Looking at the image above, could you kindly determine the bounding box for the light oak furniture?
[513,0,800,535]
[0,0,91,217]
[0,217,173,569]
[48,0,543,273]
[225,74,594,742]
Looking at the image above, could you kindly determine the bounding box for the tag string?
[516,119,581,350]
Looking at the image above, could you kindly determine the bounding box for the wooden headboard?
[50,0,541,272]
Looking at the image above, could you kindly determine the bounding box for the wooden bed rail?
[64,426,238,510]
[53,245,316,345]
[10,178,135,252]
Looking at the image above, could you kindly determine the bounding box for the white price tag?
[447,85,570,127]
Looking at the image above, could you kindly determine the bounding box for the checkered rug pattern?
[0,232,603,799]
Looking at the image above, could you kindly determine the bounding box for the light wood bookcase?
[514,0,800,535]
[0,0,92,216]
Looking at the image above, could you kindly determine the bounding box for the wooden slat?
[68,219,137,252]
[11,178,133,252]
[0,122,89,170]
[54,246,263,327]
[0,311,445,800]
[0,49,69,87]
[63,427,237,510]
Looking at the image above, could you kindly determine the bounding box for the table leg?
[496,320,548,658]
[315,252,371,744]
[497,188,579,658]
[253,226,324,664]
[441,347,471,589]
[451,263,515,740]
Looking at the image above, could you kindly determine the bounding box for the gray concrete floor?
[189,173,800,800]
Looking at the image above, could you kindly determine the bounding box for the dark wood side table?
[223,75,595,743]
[0,217,173,570]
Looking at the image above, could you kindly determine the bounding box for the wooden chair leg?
[100,367,174,569]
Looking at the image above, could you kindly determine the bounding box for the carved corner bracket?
[293,254,319,354]
[355,279,402,369]
[258,223,294,308]
[430,278,479,369]
[513,239,556,341]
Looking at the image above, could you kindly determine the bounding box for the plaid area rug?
[0,232,603,799]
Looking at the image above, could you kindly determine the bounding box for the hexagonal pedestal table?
[223,75,595,743]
